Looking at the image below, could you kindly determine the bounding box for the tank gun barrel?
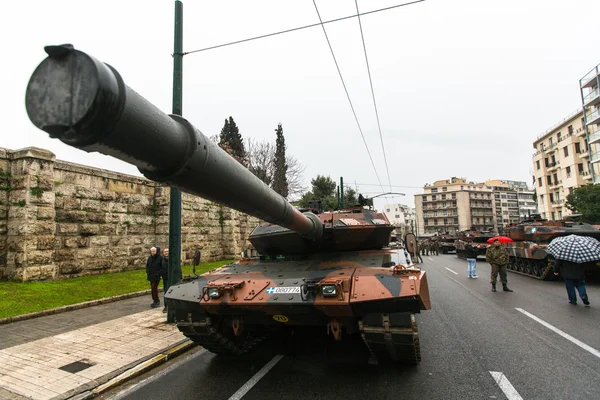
[25,44,322,240]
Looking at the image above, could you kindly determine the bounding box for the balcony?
[551,200,564,208]
[558,132,574,142]
[583,87,600,107]
[547,161,560,171]
[580,148,589,158]
[589,129,600,145]
[544,143,558,153]
[583,172,593,181]
[591,151,600,164]
[580,65,599,89]
[549,180,562,188]
[585,108,600,126]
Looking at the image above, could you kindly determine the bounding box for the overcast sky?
[2,0,599,210]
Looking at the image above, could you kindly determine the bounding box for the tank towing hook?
[327,320,342,341]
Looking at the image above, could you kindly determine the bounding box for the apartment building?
[580,62,600,183]
[382,203,415,236]
[485,180,537,232]
[532,110,593,220]
[414,178,495,235]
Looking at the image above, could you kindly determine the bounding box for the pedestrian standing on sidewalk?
[160,248,169,313]
[465,242,478,278]
[485,238,513,292]
[553,258,590,306]
[146,247,163,308]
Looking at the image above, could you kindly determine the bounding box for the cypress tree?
[272,123,288,197]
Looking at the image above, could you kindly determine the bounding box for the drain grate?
[58,361,94,374]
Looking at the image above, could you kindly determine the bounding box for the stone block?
[27,250,54,265]
[90,176,109,190]
[106,213,124,224]
[112,247,129,257]
[99,224,117,235]
[81,199,102,212]
[80,224,100,236]
[90,236,110,246]
[84,258,111,270]
[55,183,76,198]
[127,224,154,235]
[100,202,127,213]
[7,237,37,252]
[8,205,37,220]
[57,223,79,234]
[129,246,144,256]
[36,236,56,250]
[109,180,137,194]
[37,206,55,220]
[55,249,77,262]
[56,210,86,223]
[86,212,106,223]
[127,203,149,214]
[36,175,55,191]
[60,196,81,210]
[59,261,84,275]
[9,176,30,190]
[63,171,91,187]
[29,190,54,205]
[23,265,57,281]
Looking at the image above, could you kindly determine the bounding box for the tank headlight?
[207,287,220,298]
[322,285,337,297]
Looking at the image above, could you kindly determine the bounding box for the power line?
[312,0,384,192]
[354,0,393,196]
[180,0,425,56]
[352,182,423,189]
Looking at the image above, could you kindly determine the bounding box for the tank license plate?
[266,287,301,294]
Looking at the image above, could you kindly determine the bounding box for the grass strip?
[0,260,234,319]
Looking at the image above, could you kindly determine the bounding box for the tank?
[24,44,431,365]
[503,214,600,280]
[455,229,494,258]
[436,234,457,254]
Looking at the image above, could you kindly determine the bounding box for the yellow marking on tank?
[273,315,289,323]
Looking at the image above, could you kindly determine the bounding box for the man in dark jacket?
[553,259,590,306]
[485,238,513,292]
[146,247,163,308]
[160,248,169,313]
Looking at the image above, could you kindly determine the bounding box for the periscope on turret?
[25,44,431,365]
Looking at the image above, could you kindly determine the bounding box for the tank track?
[507,256,554,280]
[176,317,268,356]
[359,312,420,365]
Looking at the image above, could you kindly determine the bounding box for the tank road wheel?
[524,260,533,275]
[359,313,420,366]
[507,257,515,271]
[516,258,525,273]
[531,261,541,277]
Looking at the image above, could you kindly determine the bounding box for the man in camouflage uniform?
[485,238,513,292]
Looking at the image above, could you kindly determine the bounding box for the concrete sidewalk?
[0,296,193,400]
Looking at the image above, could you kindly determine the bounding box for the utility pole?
[340,177,344,209]
[167,0,183,323]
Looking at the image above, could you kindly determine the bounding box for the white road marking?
[489,371,523,400]
[110,348,207,400]
[516,308,600,359]
[444,267,458,275]
[228,355,284,400]
[428,257,434,261]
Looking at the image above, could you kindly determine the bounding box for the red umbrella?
[487,236,514,244]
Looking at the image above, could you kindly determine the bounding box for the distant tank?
[436,234,458,254]
[24,44,431,365]
[503,214,600,280]
[455,229,495,259]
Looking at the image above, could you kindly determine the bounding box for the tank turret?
[25,44,430,366]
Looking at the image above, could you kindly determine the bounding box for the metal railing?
[585,108,600,124]
[583,88,600,104]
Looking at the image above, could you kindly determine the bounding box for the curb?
[70,340,197,400]
[0,288,164,325]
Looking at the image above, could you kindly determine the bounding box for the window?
[551,212,556,220]
[547,175,552,185]
[553,173,558,184]
[578,163,584,173]
[551,155,556,164]
[575,142,581,153]
[442,194,447,200]
[549,137,554,146]
[395,214,400,218]
[568,125,573,135]
[538,177,542,187]
[442,187,447,192]
[431,188,438,193]
[549,193,554,202]
[386,208,390,212]
[566,166,571,177]
[544,158,549,167]
[452,194,456,200]
[557,132,561,141]
[563,146,569,157]
[432,195,436,201]
[568,187,574,195]
[536,160,540,170]
[558,211,562,219]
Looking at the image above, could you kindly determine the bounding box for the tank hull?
[166,249,430,364]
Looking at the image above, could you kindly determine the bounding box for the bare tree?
[286,154,306,200]
[246,137,275,186]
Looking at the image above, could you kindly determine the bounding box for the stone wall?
[0,147,259,281]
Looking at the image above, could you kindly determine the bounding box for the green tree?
[565,184,600,223]
[272,123,288,197]
[343,186,358,206]
[219,116,246,165]
[298,175,357,211]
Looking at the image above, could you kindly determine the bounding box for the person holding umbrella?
[485,237,513,292]
[548,234,600,306]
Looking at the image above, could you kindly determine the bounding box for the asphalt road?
[104,254,600,400]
